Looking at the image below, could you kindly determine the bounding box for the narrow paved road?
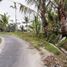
[0,35,44,67]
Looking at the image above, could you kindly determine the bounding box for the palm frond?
[0,13,9,24]
[19,3,35,14]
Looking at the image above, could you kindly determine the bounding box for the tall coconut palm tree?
[52,0,67,37]
[18,0,67,37]
[10,2,17,31]
[10,2,17,23]
[45,0,67,37]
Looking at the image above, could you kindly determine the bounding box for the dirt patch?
[42,55,63,67]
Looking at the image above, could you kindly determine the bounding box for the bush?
[46,32,60,44]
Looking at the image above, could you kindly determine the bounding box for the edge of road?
[0,36,5,53]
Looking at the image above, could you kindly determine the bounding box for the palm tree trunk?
[58,0,67,37]
[40,0,48,36]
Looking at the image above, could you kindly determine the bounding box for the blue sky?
[0,0,35,24]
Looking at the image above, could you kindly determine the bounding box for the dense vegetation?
[0,0,67,54]
[0,0,67,66]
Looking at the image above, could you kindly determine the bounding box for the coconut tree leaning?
[19,0,67,37]
[19,0,52,35]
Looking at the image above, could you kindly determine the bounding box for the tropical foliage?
[0,13,9,31]
[29,16,41,36]
[7,23,16,32]
[0,0,67,66]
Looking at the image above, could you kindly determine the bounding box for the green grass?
[44,41,60,55]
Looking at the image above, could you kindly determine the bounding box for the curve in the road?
[0,35,44,67]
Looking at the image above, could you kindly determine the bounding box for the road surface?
[0,35,44,67]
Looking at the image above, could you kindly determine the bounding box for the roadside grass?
[0,32,62,55]
[11,32,61,55]
[12,32,41,48]
[13,32,66,66]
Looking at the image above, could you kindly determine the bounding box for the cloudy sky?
[0,0,35,24]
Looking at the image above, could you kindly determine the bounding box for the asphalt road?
[0,35,44,67]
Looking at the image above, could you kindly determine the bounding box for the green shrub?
[47,33,60,44]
